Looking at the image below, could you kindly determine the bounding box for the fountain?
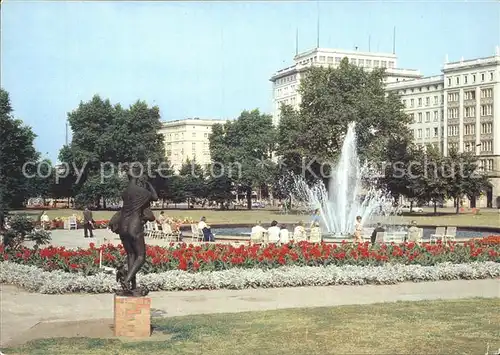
[290,122,398,237]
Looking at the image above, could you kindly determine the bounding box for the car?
[400,205,424,213]
[251,201,265,208]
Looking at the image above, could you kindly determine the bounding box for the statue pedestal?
[113,295,151,338]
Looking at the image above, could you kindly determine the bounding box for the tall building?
[385,75,445,151]
[269,47,422,126]
[386,49,500,208]
[158,118,228,172]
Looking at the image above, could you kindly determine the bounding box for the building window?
[373,60,380,67]
[447,108,459,119]
[335,57,341,63]
[480,88,493,98]
[418,98,422,107]
[388,61,394,68]
[409,113,415,122]
[410,99,414,107]
[448,125,459,136]
[418,113,422,123]
[481,122,493,134]
[358,59,364,67]
[425,128,430,137]
[464,106,476,118]
[425,112,430,122]
[480,140,492,152]
[464,75,468,84]
[426,97,430,106]
[480,104,493,116]
[434,96,438,105]
[327,57,334,63]
[365,59,371,67]
[434,127,438,137]
[381,60,387,68]
[456,77,459,85]
[448,92,459,102]
[481,73,485,81]
[417,129,422,138]
[464,90,475,100]
[448,142,458,151]
[433,111,438,122]
[464,124,475,135]
[447,78,452,86]
[319,56,325,62]
[486,159,494,171]
[490,72,494,81]
[402,99,406,106]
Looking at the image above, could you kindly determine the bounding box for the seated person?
[370,223,385,245]
[279,225,290,244]
[40,211,50,229]
[267,220,281,243]
[293,221,307,242]
[407,220,421,243]
[157,211,167,226]
[309,222,322,243]
[198,216,214,242]
[251,221,266,242]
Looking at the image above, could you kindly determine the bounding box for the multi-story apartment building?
[158,118,228,172]
[387,50,500,208]
[386,76,445,150]
[442,52,499,208]
[269,47,422,126]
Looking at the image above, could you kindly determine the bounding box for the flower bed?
[476,235,500,245]
[1,241,499,275]
[1,261,499,294]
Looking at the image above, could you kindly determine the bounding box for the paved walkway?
[1,279,499,346]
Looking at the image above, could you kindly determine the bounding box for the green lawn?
[12,207,500,228]
[4,298,500,355]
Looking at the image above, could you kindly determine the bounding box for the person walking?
[83,206,95,238]
[353,216,363,243]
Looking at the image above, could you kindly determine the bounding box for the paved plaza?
[1,279,499,346]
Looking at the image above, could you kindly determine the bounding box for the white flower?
[1,261,499,294]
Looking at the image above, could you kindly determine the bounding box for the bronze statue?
[109,166,158,297]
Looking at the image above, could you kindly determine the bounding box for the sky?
[2,1,499,162]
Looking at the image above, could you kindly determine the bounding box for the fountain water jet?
[291,122,397,236]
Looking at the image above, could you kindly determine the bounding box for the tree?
[443,149,491,214]
[277,58,412,181]
[60,95,167,208]
[179,159,206,207]
[25,159,54,204]
[380,138,417,204]
[206,173,234,209]
[0,88,40,208]
[411,145,448,214]
[209,109,276,209]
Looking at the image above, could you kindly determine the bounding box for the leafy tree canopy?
[209,109,276,209]
[60,95,168,207]
[0,88,40,208]
[277,58,412,180]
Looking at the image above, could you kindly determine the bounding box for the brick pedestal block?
[114,295,151,338]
